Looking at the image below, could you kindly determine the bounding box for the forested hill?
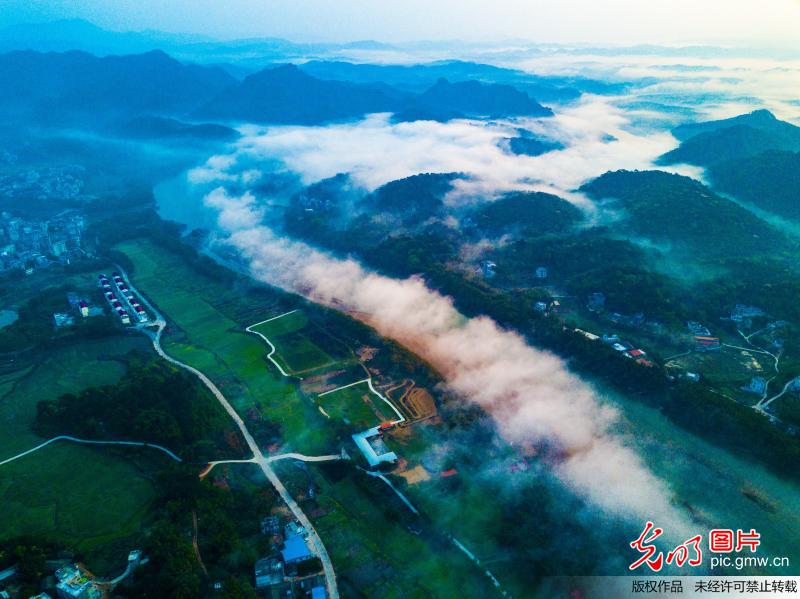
[581,169,788,256]
[708,150,800,222]
[659,110,800,166]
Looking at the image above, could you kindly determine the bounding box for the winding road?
[0,435,182,467]
[116,266,341,599]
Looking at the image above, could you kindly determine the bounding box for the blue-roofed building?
[281,534,313,565]
[311,586,326,599]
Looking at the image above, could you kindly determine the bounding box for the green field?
[115,237,336,453]
[318,382,398,430]
[0,336,164,568]
[251,310,350,374]
[115,237,501,597]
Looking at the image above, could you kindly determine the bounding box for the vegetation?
[709,150,800,222]
[35,353,244,462]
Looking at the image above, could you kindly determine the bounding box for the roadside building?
[55,565,101,599]
[352,427,398,468]
[694,336,721,351]
[53,313,75,328]
[311,586,326,599]
[78,300,89,318]
[281,534,313,566]
[254,556,283,590]
[742,376,767,395]
[261,516,281,536]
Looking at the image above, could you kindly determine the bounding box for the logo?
[629,522,762,572]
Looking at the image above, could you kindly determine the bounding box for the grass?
[115,238,336,454]
[0,336,163,568]
[114,237,504,596]
[251,311,342,375]
[279,461,498,599]
[318,382,397,430]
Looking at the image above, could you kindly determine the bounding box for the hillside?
[196,63,404,125]
[368,172,459,224]
[0,49,235,125]
[395,78,552,121]
[708,150,800,221]
[660,110,800,166]
[501,134,564,157]
[581,170,787,256]
[116,116,239,141]
[671,109,788,141]
[470,191,583,236]
[299,59,585,102]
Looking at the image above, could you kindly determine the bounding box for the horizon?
[1,1,799,49]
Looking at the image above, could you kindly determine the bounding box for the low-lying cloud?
[200,187,693,537]
[189,95,696,211]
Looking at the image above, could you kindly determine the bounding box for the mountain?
[581,170,786,256]
[197,64,552,125]
[671,109,787,141]
[470,192,583,237]
[708,150,800,222]
[299,60,585,102]
[368,173,459,225]
[0,49,236,126]
[115,116,239,141]
[195,63,403,125]
[660,110,800,166]
[501,132,564,157]
[393,78,552,122]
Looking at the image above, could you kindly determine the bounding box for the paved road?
[117,267,340,599]
[0,435,182,467]
[245,311,298,377]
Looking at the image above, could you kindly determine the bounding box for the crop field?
[277,461,497,599]
[0,336,161,567]
[250,310,352,375]
[115,238,337,454]
[317,382,397,430]
[115,237,515,595]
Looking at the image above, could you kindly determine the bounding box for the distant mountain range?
[0,49,235,126]
[298,60,602,102]
[393,78,552,121]
[659,110,800,166]
[0,48,555,129]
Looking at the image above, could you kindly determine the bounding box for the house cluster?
[0,166,87,204]
[254,517,326,598]
[100,272,148,325]
[53,292,103,329]
[601,334,654,367]
[729,304,766,327]
[53,564,103,599]
[0,550,144,599]
[687,321,721,351]
[0,211,86,275]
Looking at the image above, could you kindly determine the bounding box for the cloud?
[189,95,695,214]
[201,210,694,538]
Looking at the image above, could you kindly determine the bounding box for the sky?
[2,0,800,47]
